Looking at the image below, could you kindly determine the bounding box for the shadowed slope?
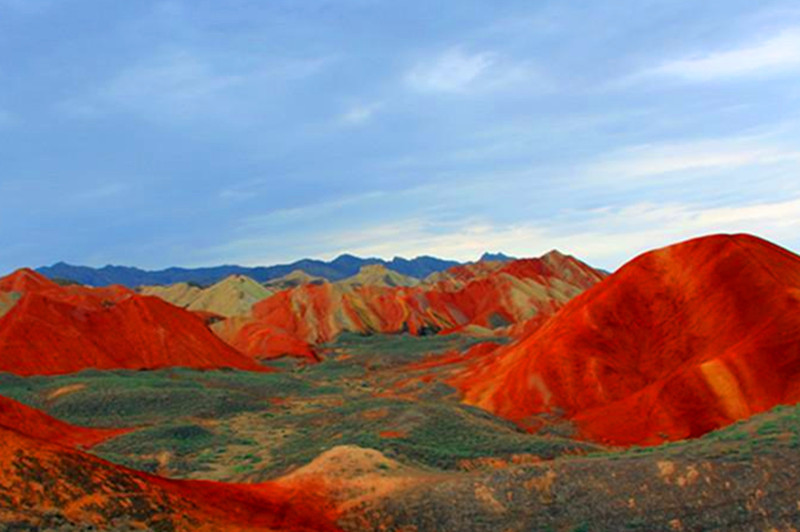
[457,234,800,445]
[139,281,203,307]
[265,269,328,291]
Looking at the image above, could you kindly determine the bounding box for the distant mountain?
[36,254,462,288]
[479,252,516,262]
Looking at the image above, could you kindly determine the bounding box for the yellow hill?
[186,275,274,317]
[140,275,273,317]
[264,269,328,291]
[337,264,419,288]
[139,282,202,308]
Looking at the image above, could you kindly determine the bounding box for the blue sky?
[2,0,800,272]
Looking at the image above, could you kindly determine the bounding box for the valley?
[1,235,800,531]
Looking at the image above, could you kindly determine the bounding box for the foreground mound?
[458,234,800,445]
[0,270,266,375]
[217,252,604,360]
[339,403,800,531]
[0,426,339,531]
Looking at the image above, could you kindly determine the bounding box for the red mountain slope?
[0,426,339,531]
[0,268,133,310]
[216,253,605,360]
[0,268,59,293]
[0,394,125,449]
[0,270,267,375]
[457,234,800,445]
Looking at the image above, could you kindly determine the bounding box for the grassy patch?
[0,368,333,427]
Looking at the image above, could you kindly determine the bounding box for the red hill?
[0,394,125,449]
[0,268,58,293]
[0,290,267,376]
[0,425,339,531]
[457,234,800,445]
[0,268,133,310]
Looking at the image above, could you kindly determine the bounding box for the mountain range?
[34,254,487,287]
[5,233,800,530]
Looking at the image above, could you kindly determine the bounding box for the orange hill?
[0,269,266,375]
[0,425,339,531]
[214,252,605,360]
[456,234,800,446]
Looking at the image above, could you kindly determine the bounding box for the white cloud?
[203,183,800,270]
[236,191,389,230]
[58,50,332,121]
[406,48,495,93]
[102,51,242,113]
[320,197,800,269]
[554,198,800,267]
[643,28,800,82]
[339,101,383,126]
[405,46,550,96]
[582,136,800,183]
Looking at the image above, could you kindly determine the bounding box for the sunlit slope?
[141,275,274,317]
[337,264,419,288]
[458,234,800,445]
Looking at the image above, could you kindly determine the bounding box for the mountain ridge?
[36,254,464,287]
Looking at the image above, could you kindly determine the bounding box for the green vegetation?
[320,331,504,369]
[0,333,590,480]
[95,422,244,475]
[3,328,800,494]
[596,401,800,464]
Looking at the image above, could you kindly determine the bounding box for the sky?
[2,0,800,273]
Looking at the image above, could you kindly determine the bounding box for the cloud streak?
[643,28,800,82]
[339,101,383,126]
[404,47,542,94]
[406,48,495,93]
[59,49,333,122]
[582,136,800,184]
[315,196,800,269]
